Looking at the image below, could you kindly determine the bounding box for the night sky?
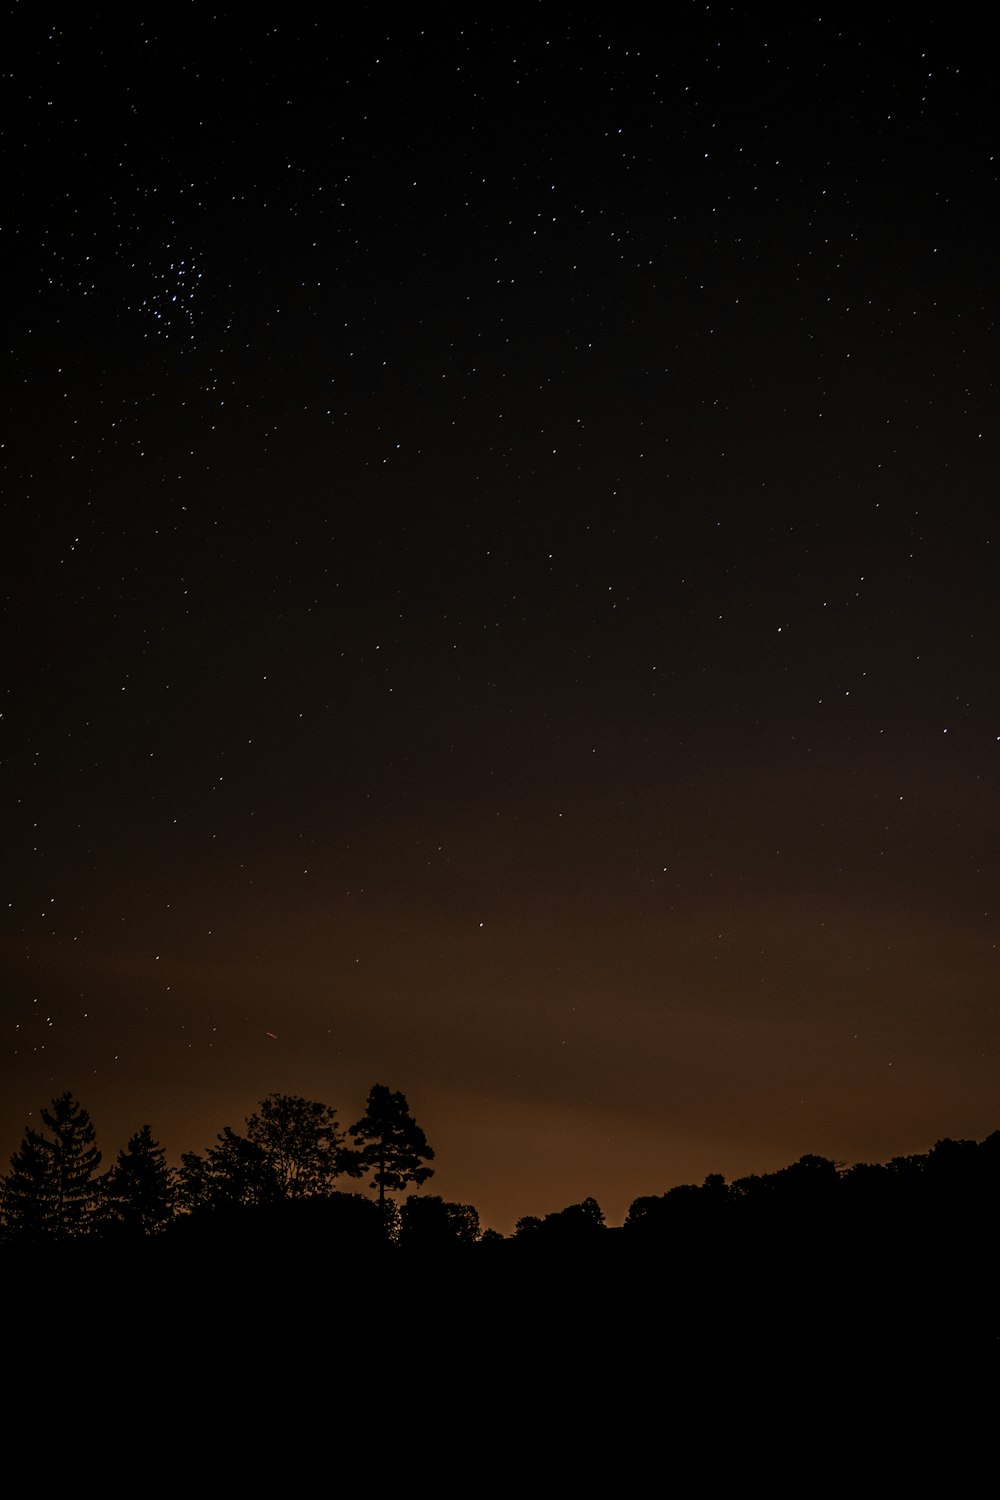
[4,8,997,1232]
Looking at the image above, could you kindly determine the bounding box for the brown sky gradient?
[4,10,998,1232]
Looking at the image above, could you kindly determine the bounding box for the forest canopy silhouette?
[3,1085,998,1264]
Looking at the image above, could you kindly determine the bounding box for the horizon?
[3,1080,992,1235]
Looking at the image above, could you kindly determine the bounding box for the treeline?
[0,1085,444,1248]
[619,1135,1000,1246]
[3,1085,999,1255]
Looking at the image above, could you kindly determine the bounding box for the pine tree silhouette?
[1,1093,102,1242]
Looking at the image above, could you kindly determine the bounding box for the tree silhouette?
[400,1193,480,1248]
[349,1085,434,1213]
[245,1092,359,1197]
[178,1093,361,1214]
[102,1124,175,1236]
[1,1093,102,1241]
[179,1126,280,1213]
[1,1130,56,1243]
[516,1196,606,1242]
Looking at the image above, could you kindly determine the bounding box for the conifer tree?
[1,1130,57,1243]
[349,1085,434,1212]
[102,1124,175,1236]
[1,1093,102,1241]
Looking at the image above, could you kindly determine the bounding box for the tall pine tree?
[349,1085,434,1212]
[1,1130,57,1243]
[1,1093,102,1242]
[102,1124,175,1236]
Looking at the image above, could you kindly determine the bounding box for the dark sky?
[4,7,997,1231]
